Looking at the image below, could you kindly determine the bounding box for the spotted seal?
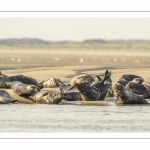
[40,78,64,88]
[0,90,18,104]
[119,74,144,83]
[29,90,63,104]
[114,84,148,105]
[6,81,40,96]
[125,81,150,98]
[69,70,111,101]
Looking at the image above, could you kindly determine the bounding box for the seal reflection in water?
[0,90,18,104]
[114,84,149,105]
[69,70,111,101]
[29,90,63,104]
[126,81,150,98]
[6,81,40,96]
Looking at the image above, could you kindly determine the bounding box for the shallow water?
[0,104,150,132]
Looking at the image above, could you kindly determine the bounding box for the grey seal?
[0,90,18,104]
[119,74,144,83]
[69,70,111,101]
[62,92,82,101]
[29,90,63,104]
[68,74,95,86]
[114,79,128,87]
[9,74,43,89]
[40,78,64,88]
[114,84,149,105]
[6,81,40,96]
[125,81,150,98]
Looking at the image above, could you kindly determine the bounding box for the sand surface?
[1,50,150,104]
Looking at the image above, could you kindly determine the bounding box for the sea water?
[0,104,150,132]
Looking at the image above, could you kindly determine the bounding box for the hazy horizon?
[1,18,150,41]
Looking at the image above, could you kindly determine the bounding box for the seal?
[114,79,128,87]
[0,90,18,104]
[9,74,43,89]
[29,90,63,104]
[40,78,64,88]
[6,81,40,96]
[119,74,144,83]
[114,83,149,105]
[68,74,95,86]
[0,71,10,88]
[62,92,82,101]
[125,81,150,98]
[69,70,111,101]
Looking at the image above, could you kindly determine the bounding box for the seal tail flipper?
[97,70,111,83]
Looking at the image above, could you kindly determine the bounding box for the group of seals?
[114,74,150,105]
[0,71,150,105]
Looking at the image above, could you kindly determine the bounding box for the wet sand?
[1,50,150,104]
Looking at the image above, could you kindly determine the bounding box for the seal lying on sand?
[9,74,43,89]
[0,90,18,104]
[69,70,111,101]
[40,78,64,88]
[119,74,144,83]
[0,71,10,88]
[62,92,82,101]
[6,81,40,96]
[125,81,150,98]
[29,90,63,104]
[114,84,149,105]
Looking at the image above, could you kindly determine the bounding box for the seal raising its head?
[114,84,148,105]
[126,81,150,98]
[29,90,63,104]
[69,70,111,101]
[6,81,40,96]
[0,90,18,104]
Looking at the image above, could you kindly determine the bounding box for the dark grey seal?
[69,70,111,101]
[119,74,144,83]
[125,81,150,98]
[114,84,149,105]
[0,90,18,104]
[9,74,43,89]
[40,78,64,88]
[62,92,82,101]
[114,79,128,87]
[29,90,63,104]
[6,81,40,96]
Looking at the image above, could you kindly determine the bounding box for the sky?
[0,18,150,41]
